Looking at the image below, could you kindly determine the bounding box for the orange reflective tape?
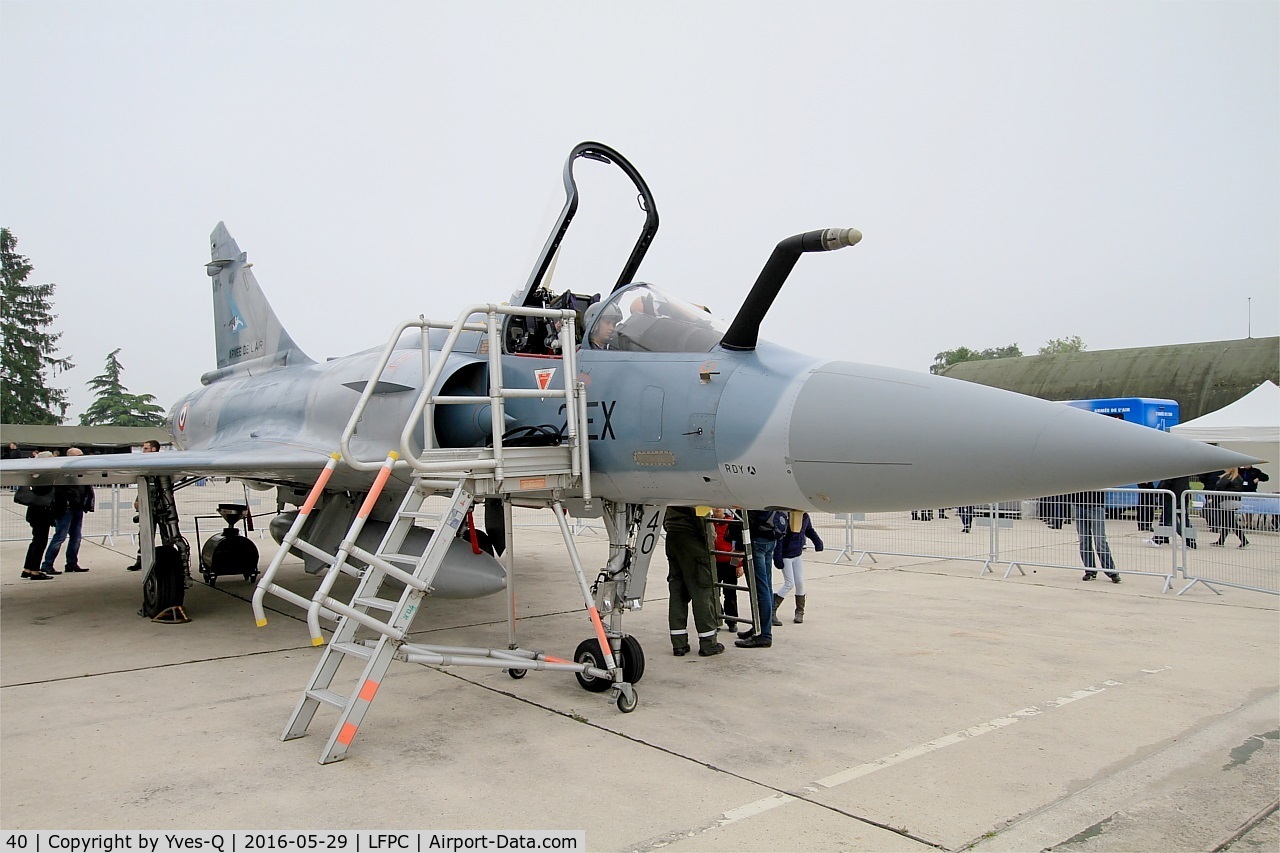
[301,461,338,514]
[337,722,358,746]
[544,655,570,665]
[358,679,380,702]
[588,607,611,662]
[357,461,395,519]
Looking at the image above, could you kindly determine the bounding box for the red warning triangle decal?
[535,368,557,391]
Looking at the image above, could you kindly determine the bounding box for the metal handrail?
[336,303,590,499]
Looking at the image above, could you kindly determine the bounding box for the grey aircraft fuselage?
[165,293,1255,519]
[1,141,1258,604]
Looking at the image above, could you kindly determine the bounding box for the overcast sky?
[2,1,1277,421]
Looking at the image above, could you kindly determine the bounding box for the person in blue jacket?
[772,512,823,624]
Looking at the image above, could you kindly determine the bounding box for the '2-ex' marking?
[559,400,616,440]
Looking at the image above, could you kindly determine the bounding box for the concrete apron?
[1,528,1276,851]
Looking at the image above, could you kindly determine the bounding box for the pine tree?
[79,348,166,426]
[0,228,73,424]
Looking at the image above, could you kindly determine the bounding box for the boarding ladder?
[704,509,762,637]
[252,303,619,763]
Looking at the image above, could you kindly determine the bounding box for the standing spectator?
[1240,465,1270,493]
[1211,468,1249,548]
[710,508,744,631]
[21,452,64,580]
[957,505,975,533]
[41,448,95,574]
[663,506,723,657]
[125,439,162,571]
[1239,465,1271,530]
[1040,495,1069,529]
[772,512,822,624]
[735,509,786,649]
[1069,491,1120,583]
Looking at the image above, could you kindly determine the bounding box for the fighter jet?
[2,142,1254,750]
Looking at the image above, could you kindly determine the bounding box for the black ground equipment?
[199,503,260,586]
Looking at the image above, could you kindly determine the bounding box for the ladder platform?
[407,446,578,496]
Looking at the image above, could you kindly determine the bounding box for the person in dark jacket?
[1239,465,1270,493]
[771,512,823,624]
[1069,491,1120,582]
[41,451,96,573]
[1238,465,1272,531]
[21,453,66,580]
[736,509,786,649]
[1211,468,1249,548]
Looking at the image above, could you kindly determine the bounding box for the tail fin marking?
[207,222,315,374]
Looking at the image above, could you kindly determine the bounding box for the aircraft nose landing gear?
[572,634,645,692]
[572,635,643,712]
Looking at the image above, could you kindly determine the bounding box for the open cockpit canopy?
[584,283,727,353]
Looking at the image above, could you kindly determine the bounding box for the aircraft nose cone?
[788,362,1256,512]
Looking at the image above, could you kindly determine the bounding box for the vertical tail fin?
[206,222,314,374]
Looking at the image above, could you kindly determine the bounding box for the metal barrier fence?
[6,484,1275,597]
[1176,490,1280,596]
[799,489,1276,597]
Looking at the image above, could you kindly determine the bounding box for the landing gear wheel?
[620,634,645,684]
[141,546,186,619]
[617,687,638,713]
[573,639,613,693]
[507,668,527,679]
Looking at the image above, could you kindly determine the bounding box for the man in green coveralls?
[664,505,725,657]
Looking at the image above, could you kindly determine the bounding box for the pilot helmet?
[583,300,622,330]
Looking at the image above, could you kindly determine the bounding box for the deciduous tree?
[930,343,1023,375]
[1038,335,1087,355]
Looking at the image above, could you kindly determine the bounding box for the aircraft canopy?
[587,284,727,353]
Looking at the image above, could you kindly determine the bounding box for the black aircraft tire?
[620,635,645,684]
[142,545,187,618]
[573,639,613,693]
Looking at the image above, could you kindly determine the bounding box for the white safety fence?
[5,484,1275,597]
[795,489,1277,597]
[806,494,1185,588]
[1175,490,1280,596]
